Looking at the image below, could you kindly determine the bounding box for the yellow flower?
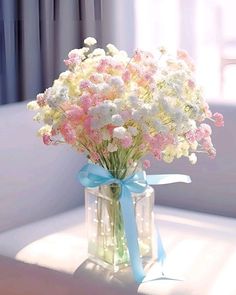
[33,113,41,122]
[163,144,176,163]
[176,141,190,158]
[37,125,52,136]
[27,101,39,111]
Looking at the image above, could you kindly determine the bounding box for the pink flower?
[143,160,151,169]
[202,136,213,150]
[133,50,142,62]
[83,116,92,133]
[43,134,51,145]
[96,58,109,72]
[36,93,46,107]
[121,136,133,148]
[90,131,102,144]
[80,94,92,112]
[177,49,195,71]
[153,133,174,150]
[90,152,100,163]
[66,106,84,125]
[185,130,196,143]
[195,128,205,141]
[200,123,212,137]
[208,148,216,159]
[107,124,115,136]
[177,49,189,60]
[121,110,131,121]
[140,144,146,150]
[188,80,195,89]
[153,148,162,160]
[80,80,93,91]
[64,52,81,69]
[122,70,131,82]
[213,112,224,127]
[202,137,216,158]
[60,122,76,144]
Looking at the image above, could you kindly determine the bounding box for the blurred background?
[1,0,236,105]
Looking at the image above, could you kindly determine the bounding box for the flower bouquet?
[28,37,223,282]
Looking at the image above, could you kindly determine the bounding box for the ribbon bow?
[78,163,191,283]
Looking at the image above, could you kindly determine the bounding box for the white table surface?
[0,206,236,295]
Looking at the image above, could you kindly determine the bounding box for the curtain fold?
[0,0,135,105]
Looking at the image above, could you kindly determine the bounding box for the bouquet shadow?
[73,258,184,295]
[73,258,140,294]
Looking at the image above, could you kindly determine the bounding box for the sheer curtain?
[0,0,135,105]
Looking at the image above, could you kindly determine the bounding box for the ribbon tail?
[147,174,191,185]
[119,186,145,284]
[157,228,166,267]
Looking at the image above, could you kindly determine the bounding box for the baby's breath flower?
[84,37,97,46]
[107,143,118,152]
[27,41,223,166]
[37,125,52,136]
[27,101,39,110]
[106,43,119,55]
[89,48,105,57]
[189,153,197,164]
[112,114,124,126]
[113,127,127,139]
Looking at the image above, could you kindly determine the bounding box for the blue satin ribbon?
[78,163,191,283]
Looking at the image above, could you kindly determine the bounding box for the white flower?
[59,70,71,80]
[89,48,105,57]
[112,114,124,126]
[113,98,124,110]
[128,95,139,107]
[113,126,127,139]
[132,109,142,121]
[140,104,151,117]
[152,119,162,131]
[95,83,110,94]
[109,76,124,94]
[110,76,124,87]
[67,48,89,61]
[106,43,119,55]
[116,50,128,60]
[127,126,138,136]
[189,153,197,164]
[100,101,117,115]
[84,37,97,46]
[107,143,118,152]
[58,86,69,100]
[149,103,158,116]
[45,86,69,109]
[140,123,149,132]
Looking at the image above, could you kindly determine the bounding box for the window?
[134,0,236,103]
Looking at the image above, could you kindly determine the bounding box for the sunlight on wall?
[134,0,179,52]
[134,0,236,103]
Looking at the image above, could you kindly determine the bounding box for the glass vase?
[85,183,155,272]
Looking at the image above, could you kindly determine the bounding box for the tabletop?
[0,206,236,295]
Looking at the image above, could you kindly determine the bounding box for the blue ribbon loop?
[78,163,191,283]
